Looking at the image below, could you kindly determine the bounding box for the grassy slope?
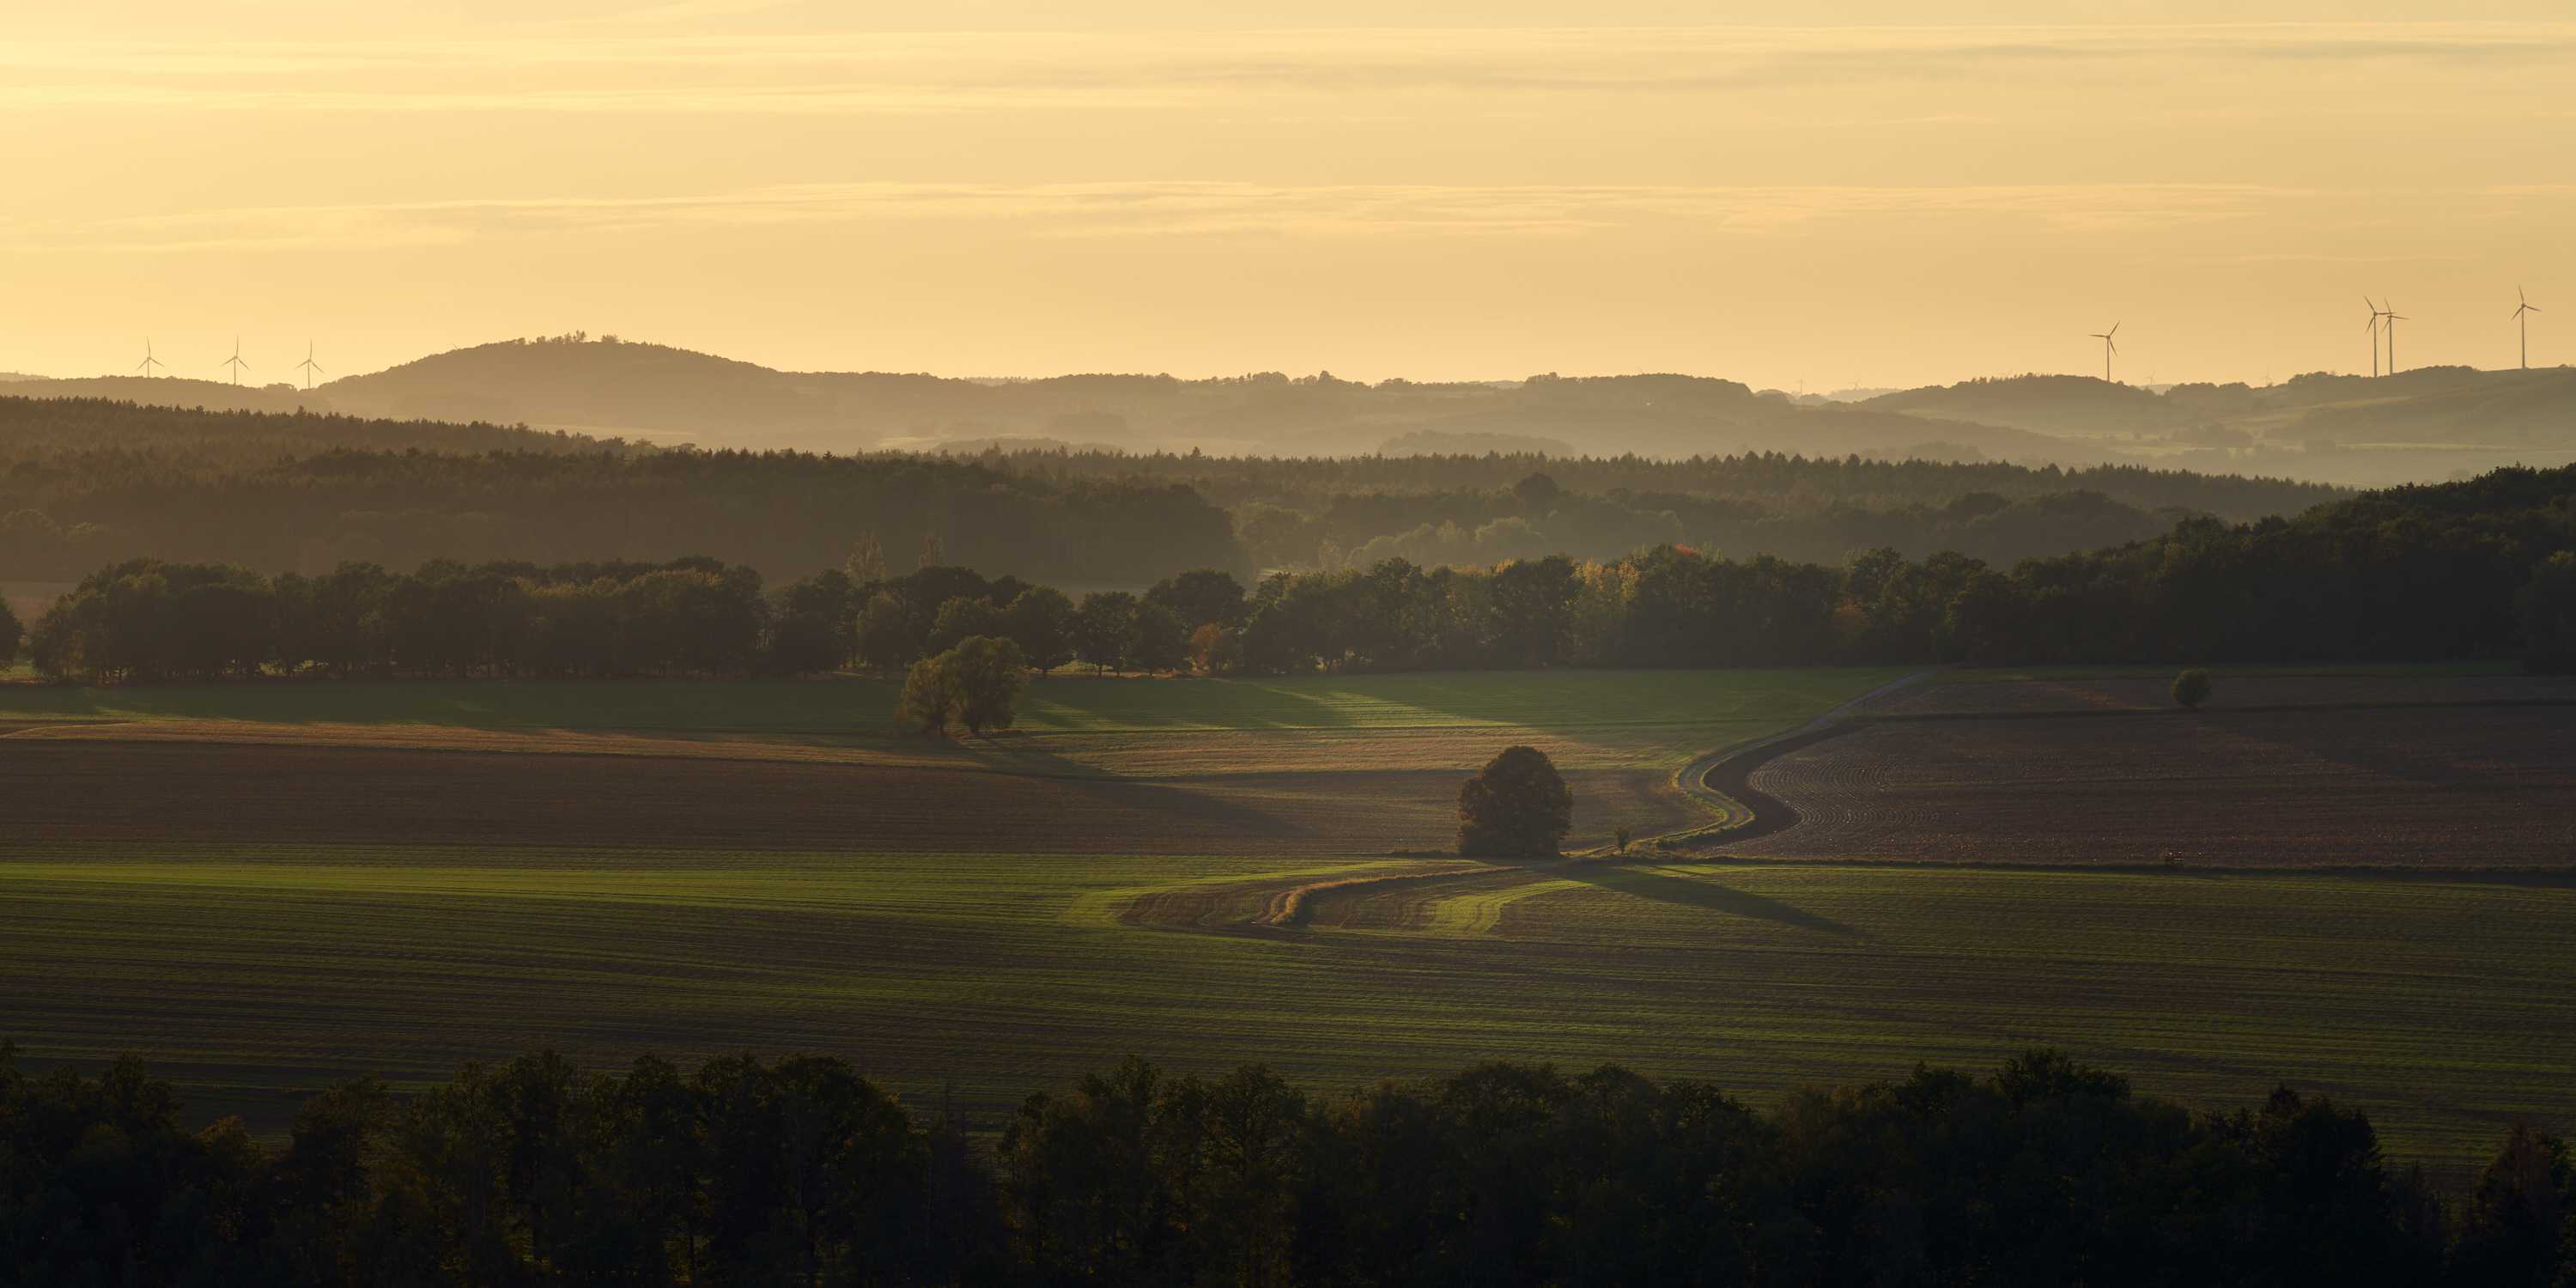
[3,844,2565,1167]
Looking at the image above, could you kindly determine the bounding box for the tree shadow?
[1558,863,1866,938]
[945,731,1319,839]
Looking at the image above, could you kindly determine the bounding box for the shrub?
[1457,745,1574,859]
[2172,668,2213,710]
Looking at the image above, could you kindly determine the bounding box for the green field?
[4,842,2567,1168]
[4,662,2565,1172]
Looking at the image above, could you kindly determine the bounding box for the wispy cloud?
[3,24,2568,115]
[0,180,2415,252]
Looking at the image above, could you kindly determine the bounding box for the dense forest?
[973,453,2342,569]
[0,396,2350,585]
[16,464,2573,682]
[0,416,1240,589]
[5,1041,2570,1286]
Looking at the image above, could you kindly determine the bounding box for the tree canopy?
[898,635,1030,737]
[1458,745,1575,859]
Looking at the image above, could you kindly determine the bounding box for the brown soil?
[1732,700,2576,868]
[1875,672,2576,719]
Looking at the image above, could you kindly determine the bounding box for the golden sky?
[4,3,2570,388]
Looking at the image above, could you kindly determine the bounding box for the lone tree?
[1457,745,1574,859]
[946,635,1029,734]
[2172,668,2213,711]
[896,635,1029,736]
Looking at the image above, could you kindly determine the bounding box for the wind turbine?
[219,337,250,385]
[2514,288,2541,370]
[295,341,325,390]
[134,338,167,378]
[2089,322,2120,383]
[2363,297,2387,377]
[2382,301,2408,375]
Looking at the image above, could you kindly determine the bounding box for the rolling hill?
[1862,373,2190,438]
[302,338,2141,465]
[7,334,2566,485]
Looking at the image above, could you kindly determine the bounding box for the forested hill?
[0,396,630,462]
[0,446,1244,590]
[308,336,2123,464]
[0,398,2361,586]
[0,375,319,416]
[1859,368,2576,486]
[1864,374,2190,436]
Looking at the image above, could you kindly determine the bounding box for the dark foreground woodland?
[6,1042,2569,1287]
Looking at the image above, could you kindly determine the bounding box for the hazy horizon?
[9,329,2574,393]
[5,3,2569,389]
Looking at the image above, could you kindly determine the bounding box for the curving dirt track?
[1725,676,2576,869]
[1115,670,1945,933]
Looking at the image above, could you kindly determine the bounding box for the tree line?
[5,1040,2569,1286]
[15,464,2573,682]
[1018,458,2343,572]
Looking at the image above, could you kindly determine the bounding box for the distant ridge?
[0,375,325,415]
[0,394,633,459]
[1863,373,2189,437]
[5,334,2567,486]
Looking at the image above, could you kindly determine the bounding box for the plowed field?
[1735,675,2576,867]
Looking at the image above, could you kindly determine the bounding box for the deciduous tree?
[1457,744,1574,859]
[1003,586,1077,675]
[1127,603,1189,675]
[1145,568,1248,631]
[2173,668,2213,710]
[1074,592,1137,675]
[927,595,1004,654]
[854,591,922,673]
